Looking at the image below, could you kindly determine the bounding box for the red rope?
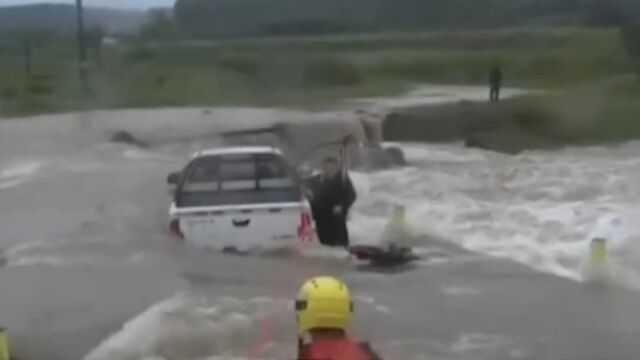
[247,230,317,360]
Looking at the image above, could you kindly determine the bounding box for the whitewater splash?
[0,160,42,190]
[0,147,174,192]
[84,293,295,360]
[15,138,640,284]
[84,290,525,360]
[87,140,624,360]
[84,292,392,360]
[8,139,640,286]
[8,127,640,359]
[350,141,640,286]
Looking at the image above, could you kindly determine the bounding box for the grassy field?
[0,27,633,116]
[452,75,640,153]
[1,26,639,152]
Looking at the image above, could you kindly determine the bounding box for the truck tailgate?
[174,202,304,250]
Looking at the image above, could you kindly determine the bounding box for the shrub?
[125,46,157,63]
[2,88,17,100]
[304,59,361,86]
[216,54,259,75]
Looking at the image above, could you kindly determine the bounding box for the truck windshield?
[176,153,301,207]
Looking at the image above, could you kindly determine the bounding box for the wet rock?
[359,118,378,144]
[219,123,291,152]
[213,117,402,171]
[383,98,567,154]
[271,122,295,147]
[110,130,149,148]
[383,103,503,143]
[464,136,483,150]
[385,146,407,166]
[348,145,406,171]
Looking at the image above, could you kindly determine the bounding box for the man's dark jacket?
[308,173,356,247]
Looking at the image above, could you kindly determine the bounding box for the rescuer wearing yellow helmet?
[295,276,383,360]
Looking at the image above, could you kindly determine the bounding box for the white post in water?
[380,205,409,247]
[590,238,608,266]
[586,237,610,283]
[0,328,9,360]
[392,205,406,228]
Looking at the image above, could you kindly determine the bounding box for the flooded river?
[1,86,640,360]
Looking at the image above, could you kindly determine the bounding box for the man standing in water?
[489,65,503,103]
[308,157,357,248]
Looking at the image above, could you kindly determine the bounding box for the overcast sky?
[0,0,175,9]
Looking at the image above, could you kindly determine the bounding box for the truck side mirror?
[167,172,181,185]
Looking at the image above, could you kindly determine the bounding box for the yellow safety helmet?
[295,276,353,334]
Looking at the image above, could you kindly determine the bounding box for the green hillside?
[0,3,147,33]
[172,0,637,37]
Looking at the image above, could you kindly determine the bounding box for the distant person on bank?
[489,65,503,103]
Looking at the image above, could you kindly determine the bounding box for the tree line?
[168,0,640,38]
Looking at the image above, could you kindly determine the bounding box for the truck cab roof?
[192,146,283,159]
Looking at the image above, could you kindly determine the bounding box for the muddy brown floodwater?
[1,86,640,360]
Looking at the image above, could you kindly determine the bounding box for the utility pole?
[76,0,90,96]
[23,36,31,78]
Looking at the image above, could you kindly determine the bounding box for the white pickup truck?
[167,146,313,251]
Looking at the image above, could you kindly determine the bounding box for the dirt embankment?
[105,109,405,171]
[104,99,555,158]
[382,98,566,154]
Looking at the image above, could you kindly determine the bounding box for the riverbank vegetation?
[0,27,635,117]
[462,76,640,153]
[0,2,639,153]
